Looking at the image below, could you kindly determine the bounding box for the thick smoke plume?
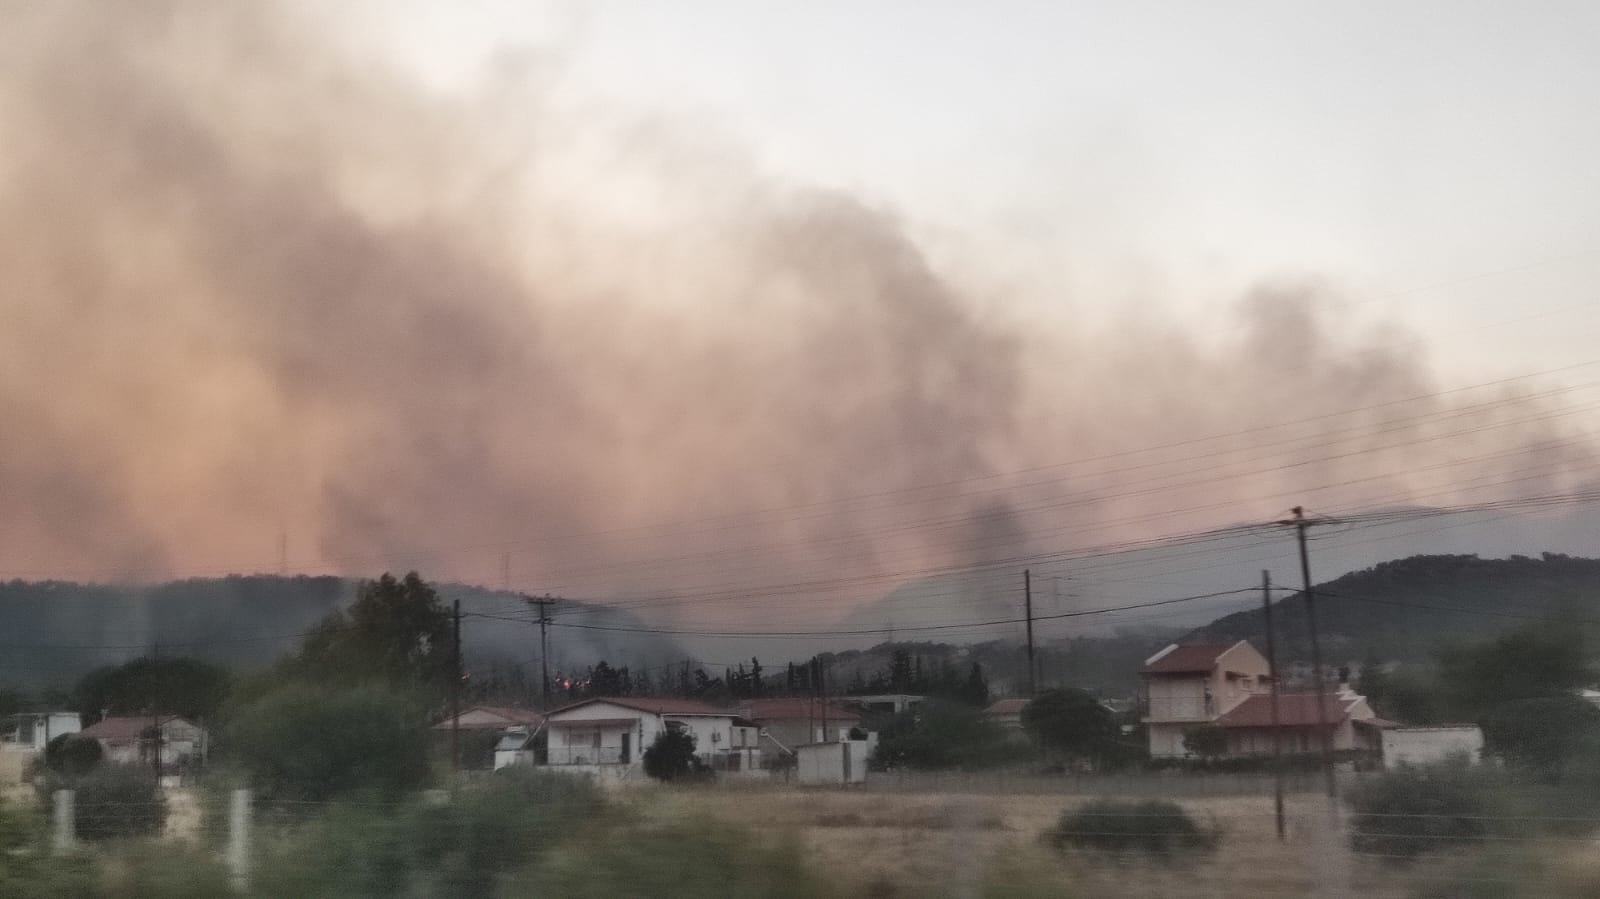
[1,1,1593,629]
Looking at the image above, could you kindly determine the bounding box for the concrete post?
[226,788,251,893]
[51,789,74,854]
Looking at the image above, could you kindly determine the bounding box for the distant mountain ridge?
[1186,553,1600,665]
[0,575,687,688]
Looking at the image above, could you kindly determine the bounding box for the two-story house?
[1140,641,1270,758]
[1141,641,1381,758]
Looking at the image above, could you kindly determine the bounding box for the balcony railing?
[545,746,626,766]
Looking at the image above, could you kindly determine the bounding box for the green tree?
[296,572,451,691]
[1481,695,1600,777]
[1022,688,1119,765]
[73,656,231,723]
[1182,724,1229,760]
[873,699,1013,769]
[962,662,990,707]
[44,733,102,776]
[225,683,431,802]
[46,764,166,841]
[1437,627,1591,720]
[642,728,702,781]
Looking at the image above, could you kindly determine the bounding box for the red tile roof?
[739,698,861,722]
[1214,693,1361,729]
[431,706,545,731]
[79,716,192,740]
[546,717,638,729]
[1140,643,1240,674]
[984,699,1030,717]
[547,697,735,718]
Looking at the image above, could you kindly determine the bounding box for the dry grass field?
[620,781,1593,898]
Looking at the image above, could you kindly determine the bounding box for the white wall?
[1383,727,1484,767]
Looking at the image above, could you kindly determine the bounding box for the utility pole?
[525,595,556,709]
[1286,506,1337,799]
[1024,569,1036,696]
[1262,570,1285,841]
[450,598,462,773]
[150,643,162,786]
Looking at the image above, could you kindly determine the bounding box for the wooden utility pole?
[1262,570,1286,841]
[525,595,556,709]
[450,598,462,772]
[1024,569,1036,696]
[1288,506,1337,798]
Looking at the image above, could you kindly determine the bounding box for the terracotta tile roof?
[547,697,735,718]
[1214,693,1360,728]
[739,698,861,722]
[984,699,1030,717]
[1140,643,1241,674]
[431,706,545,731]
[79,716,192,740]
[545,717,638,729]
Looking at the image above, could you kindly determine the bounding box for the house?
[537,697,761,781]
[1379,725,1483,768]
[1212,689,1382,756]
[432,706,545,733]
[1,711,81,753]
[1140,641,1381,758]
[983,698,1030,738]
[1141,642,1271,758]
[0,711,81,784]
[737,698,862,762]
[78,716,207,770]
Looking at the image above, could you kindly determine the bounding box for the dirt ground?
[625,784,1485,899]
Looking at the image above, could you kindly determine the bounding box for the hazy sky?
[4,1,1598,634]
[343,0,1600,378]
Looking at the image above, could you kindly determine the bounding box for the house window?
[592,731,602,749]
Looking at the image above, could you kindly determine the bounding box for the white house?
[1381,725,1484,768]
[737,698,862,763]
[0,712,81,784]
[433,706,545,733]
[1140,641,1380,759]
[538,697,761,782]
[78,716,207,770]
[983,698,1030,739]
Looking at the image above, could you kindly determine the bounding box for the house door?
[620,732,631,764]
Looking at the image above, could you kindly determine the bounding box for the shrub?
[1346,760,1498,860]
[1044,799,1216,857]
[251,768,603,899]
[643,728,705,781]
[513,819,826,899]
[1181,724,1228,760]
[873,699,1021,770]
[44,733,103,776]
[224,682,431,802]
[1481,696,1600,778]
[40,763,167,841]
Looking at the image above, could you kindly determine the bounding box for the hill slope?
[1187,553,1600,665]
[0,576,687,688]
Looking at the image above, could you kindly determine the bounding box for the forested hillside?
[1188,553,1600,665]
[0,575,686,688]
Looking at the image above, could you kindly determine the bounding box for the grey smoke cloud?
[1,1,1593,631]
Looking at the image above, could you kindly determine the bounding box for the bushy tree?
[1346,760,1498,859]
[1437,627,1590,720]
[56,764,167,841]
[1182,724,1228,760]
[1481,695,1600,777]
[225,683,431,802]
[1022,688,1119,765]
[295,572,451,692]
[643,728,702,781]
[74,656,232,723]
[873,699,1018,769]
[44,733,102,776]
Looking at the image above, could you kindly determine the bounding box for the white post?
[226,788,251,893]
[51,789,74,854]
